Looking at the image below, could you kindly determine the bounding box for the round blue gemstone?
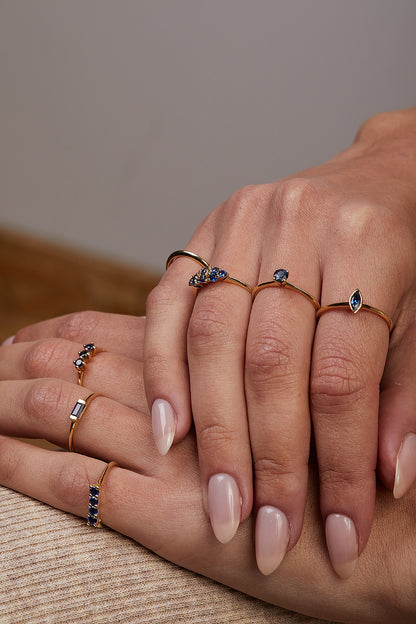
[89,496,98,506]
[90,486,99,497]
[88,516,98,526]
[273,269,289,284]
[84,343,95,352]
[218,270,227,279]
[89,507,98,516]
[79,350,90,360]
[74,358,85,370]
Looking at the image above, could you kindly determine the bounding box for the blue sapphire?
[88,507,98,516]
[73,358,85,370]
[70,399,86,420]
[90,486,99,497]
[218,269,227,279]
[349,289,363,313]
[89,496,99,506]
[84,343,95,352]
[79,350,90,361]
[210,267,220,282]
[87,515,98,526]
[273,269,289,284]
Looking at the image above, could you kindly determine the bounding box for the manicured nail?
[207,474,242,544]
[325,514,358,579]
[393,433,416,499]
[151,399,176,455]
[255,506,289,575]
[1,335,15,346]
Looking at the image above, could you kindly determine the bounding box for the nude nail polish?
[1,335,15,346]
[207,474,242,544]
[393,433,416,499]
[151,399,176,456]
[255,506,289,575]
[325,514,358,579]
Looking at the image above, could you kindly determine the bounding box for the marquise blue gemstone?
[273,269,288,284]
[349,289,362,313]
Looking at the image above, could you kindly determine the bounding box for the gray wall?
[1,1,415,272]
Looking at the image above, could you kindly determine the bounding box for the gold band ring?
[73,343,104,386]
[252,269,320,311]
[167,250,253,294]
[87,461,118,528]
[69,392,102,452]
[316,289,392,332]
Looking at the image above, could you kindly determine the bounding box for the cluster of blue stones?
[273,269,289,284]
[189,266,228,288]
[73,343,96,372]
[87,485,100,527]
[349,289,363,313]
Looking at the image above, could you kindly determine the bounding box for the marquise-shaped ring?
[252,269,320,311]
[316,289,392,332]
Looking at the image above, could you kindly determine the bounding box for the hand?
[0,311,415,624]
[144,108,416,576]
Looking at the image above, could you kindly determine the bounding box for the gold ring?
[69,392,102,452]
[166,249,210,270]
[87,461,118,528]
[167,250,253,294]
[252,269,320,311]
[73,343,104,386]
[316,288,392,332]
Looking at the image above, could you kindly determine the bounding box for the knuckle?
[246,325,295,386]
[50,457,90,508]
[311,351,366,413]
[58,311,99,343]
[23,340,62,378]
[197,421,240,456]
[0,437,20,485]
[188,300,235,352]
[227,184,269,218]
[253,455,301,491]
[319,465,370,495]
[146,281,180,316]
[277,177,330,223]
[24,379,66,423]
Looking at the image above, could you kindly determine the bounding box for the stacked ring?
[167,250,253,294]
[316,288,392,331]
[87,461,118,528]
[252,269,320,311]
[73,343,104,386]
[69,392,102,452]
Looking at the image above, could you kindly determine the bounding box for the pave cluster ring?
[73,343,104,386]
[252,269,320,310]
[87,461,118,528]
[167,249,253,294]
[316,288,392,331]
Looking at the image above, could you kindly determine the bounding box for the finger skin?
[12,312,146,361]
[0,338,147,413]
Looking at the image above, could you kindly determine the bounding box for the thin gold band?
[68,392,102,452]
[166,249,210,270]
[317,302,393,332]
[87,461,118,528]
[167,249,253,294]
[252,270,320,311]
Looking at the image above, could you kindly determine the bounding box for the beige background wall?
[1,0,415,272]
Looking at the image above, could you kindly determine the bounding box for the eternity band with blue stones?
[316,289,392,332]
[252,269,320,311]
[166,250,253,294]
[87,461,118,528]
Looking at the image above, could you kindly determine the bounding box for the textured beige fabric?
[0,486,338,624]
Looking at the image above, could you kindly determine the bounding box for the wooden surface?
[0,227,160,341]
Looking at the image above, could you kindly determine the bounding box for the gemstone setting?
[349,289,363,313]
[189,265,229,288]
[273,269,289,285]
[70,399,86,422]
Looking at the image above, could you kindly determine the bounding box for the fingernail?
[255,506,289,575]
[207,474,242,544]
[1,335,15,346]
[393,433,416,499]
[151,399,176,455]
[325,514,358,579]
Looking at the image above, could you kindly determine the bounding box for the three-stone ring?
[252,269,320,311]
[73,343,104,386]
[316,288,392,331]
